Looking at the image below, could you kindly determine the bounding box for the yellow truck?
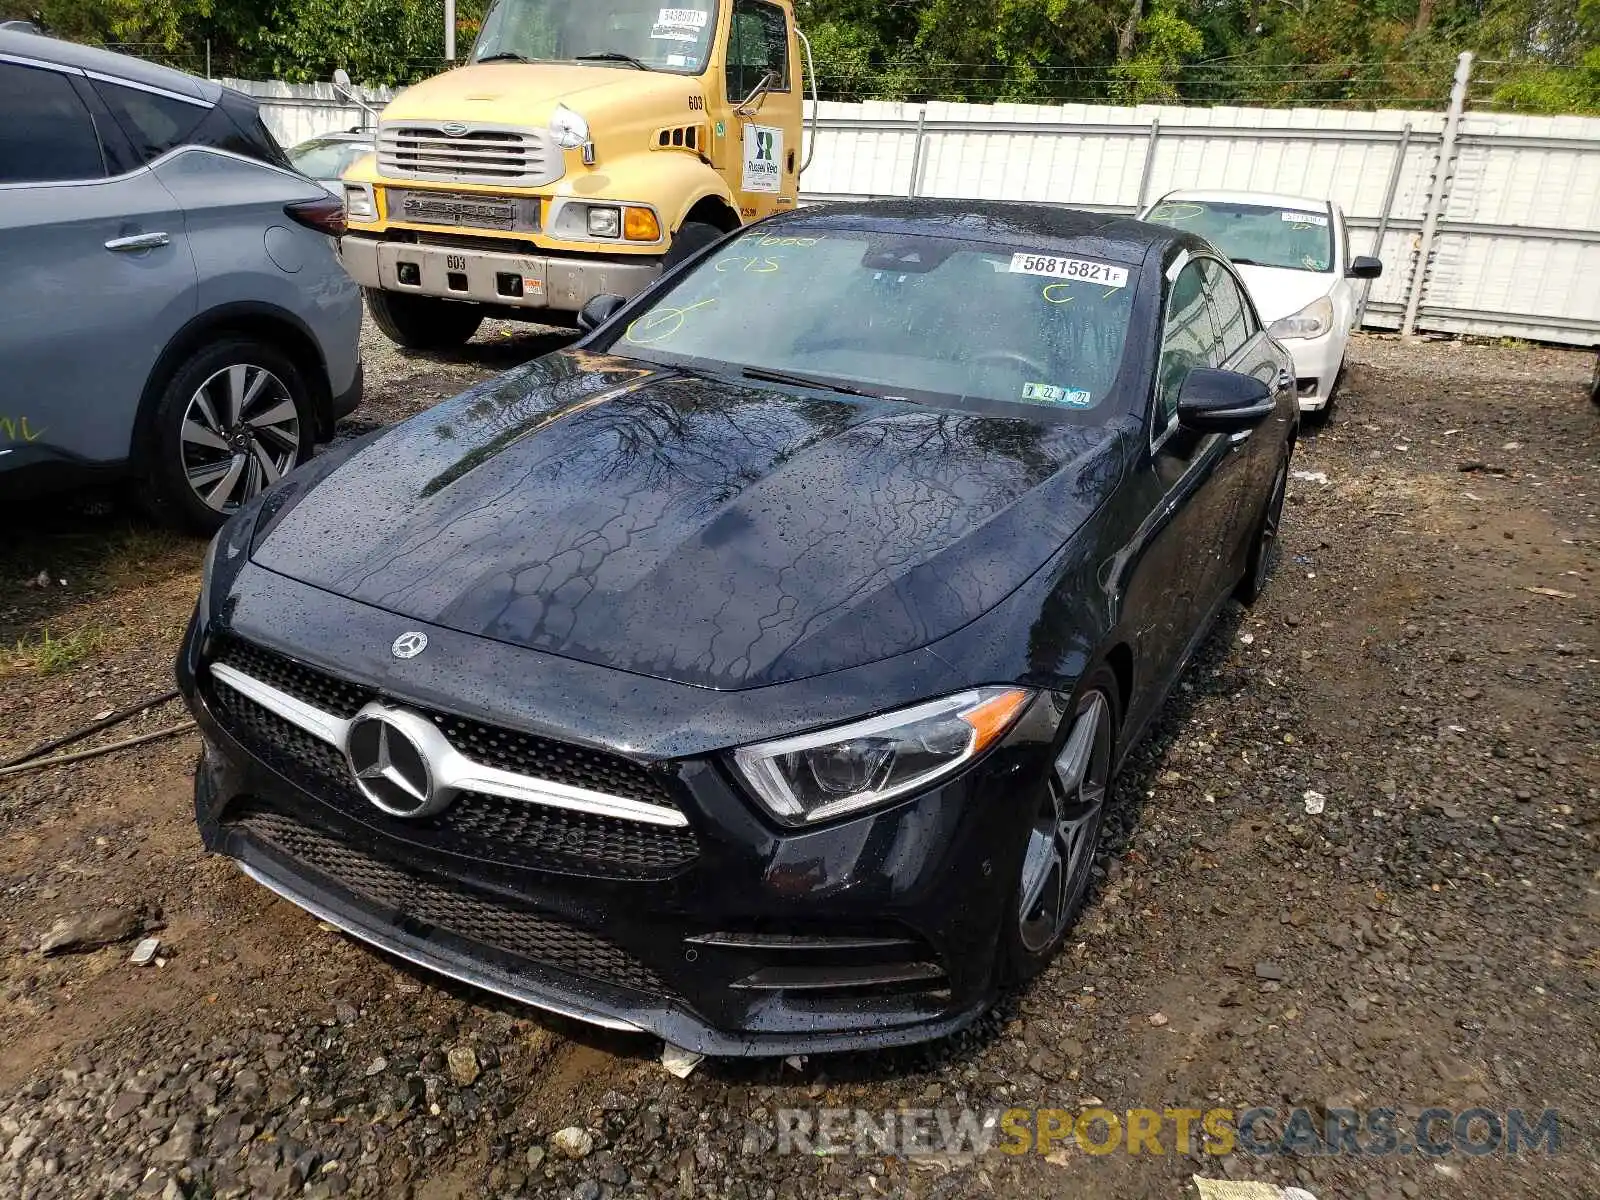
[338,0,813,348]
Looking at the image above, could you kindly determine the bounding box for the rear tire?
[662,220,724,272]
[137,338,314,535]
[1002,671,1118,983]
[365,288,483,351]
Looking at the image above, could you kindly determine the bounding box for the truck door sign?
[742,125,784,194]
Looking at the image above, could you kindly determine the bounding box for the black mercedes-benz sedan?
[177,200,1297,1055]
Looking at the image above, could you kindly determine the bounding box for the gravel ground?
[0,320,1595,1200]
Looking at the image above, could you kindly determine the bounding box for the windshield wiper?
[476,51,532,63]
[576,50,649,69]
[1227,257,1266,267]
[741,366,884,400]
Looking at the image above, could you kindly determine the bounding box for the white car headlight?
[549,104,590,150]
[730,687,1034,825]
[1269,296,1334,340]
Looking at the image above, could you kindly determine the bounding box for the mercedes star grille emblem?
[344,705,456,818]
[391,631,428,659]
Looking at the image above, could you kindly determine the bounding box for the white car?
[1140,190,1382,416]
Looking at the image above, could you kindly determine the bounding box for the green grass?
[1,624,109,678]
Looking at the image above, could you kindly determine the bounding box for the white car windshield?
[1147,199,1334,273]
[473,0,718,74]
[606,228,1139,418]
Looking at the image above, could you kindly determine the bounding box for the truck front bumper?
[339,236,662,315]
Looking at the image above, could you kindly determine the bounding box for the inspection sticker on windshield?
[1021,382,1093,408]
[1281,211,1329,226]
[1009,253,1128,288]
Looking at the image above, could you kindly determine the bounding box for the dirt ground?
[0,321,1595,1200]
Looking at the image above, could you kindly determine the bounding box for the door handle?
[105,231,170,252]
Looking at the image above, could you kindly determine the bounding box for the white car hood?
[1234,263,1338,323]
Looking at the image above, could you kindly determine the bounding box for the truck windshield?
[473,0,718,74]
[604,228,1139,419]
[1145,199,1334,273]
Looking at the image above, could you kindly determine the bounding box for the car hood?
[1234,263,1337,323]
[253,352,1128,690]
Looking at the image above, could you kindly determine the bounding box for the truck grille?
[377,122,562,187]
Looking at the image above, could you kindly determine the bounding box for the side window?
[93,80,207,163]
[0,62,106,184]
[726,0,789,101]
[1199,259,1254,362]
[1153,261,1217,436]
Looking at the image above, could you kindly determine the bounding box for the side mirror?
[1176,368,1275,433]
[333,68,353,89]
[736,71,775,115]
[1348,255,1383,280]
[577,293,627,333]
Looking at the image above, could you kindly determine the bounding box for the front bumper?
[339,235,662,315]
[178,585,1059,1055]
[1278,330,1345,411]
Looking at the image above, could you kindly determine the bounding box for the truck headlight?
[550,104,590,150]
[343,183,376,222]
[730,687,1033,825]
[1269,296,1334,340]
[586,206,621,237]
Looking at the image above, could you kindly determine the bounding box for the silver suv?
[0,32,363,532]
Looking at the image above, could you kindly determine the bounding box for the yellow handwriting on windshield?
[714,255,782,274]
[0,415,44,442]
[1150,203,1204,223]
[625,298,717,345]
[756,234,820,247]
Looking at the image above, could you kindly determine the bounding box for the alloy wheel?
[1017,690,1111,953]
[180,364,301,513]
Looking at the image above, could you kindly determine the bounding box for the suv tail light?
[284,197,347,237]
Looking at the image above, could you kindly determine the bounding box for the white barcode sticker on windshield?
[656,7,708,27]
[1009,253,1129,288]
[1281,211,1329,227]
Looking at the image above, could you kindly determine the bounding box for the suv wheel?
[365,288,483,350]
[140,338,313,534]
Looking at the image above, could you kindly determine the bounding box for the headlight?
[1269,296,1334,340]
[731,687,1034,825]
[586,206,621,237]
[549,104,590,150]
[343,183,376,222]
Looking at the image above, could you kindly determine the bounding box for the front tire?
[1002,674,1116,982]
[662,220,724,272]
[139,339,314,534]
[1235,458,1288,606]
[365,288,483,351]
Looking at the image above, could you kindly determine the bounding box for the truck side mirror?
[736,71,775,116]
[1348,256,1383,279]
[577,294,627,333]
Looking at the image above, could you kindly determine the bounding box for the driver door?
[721,0,801,221]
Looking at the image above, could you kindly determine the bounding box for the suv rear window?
[0,62,106,183]
[92,79,208,162]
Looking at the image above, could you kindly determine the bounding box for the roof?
[1149,188,1335,213]
[0,29,220,103]
[766,199,1183,264]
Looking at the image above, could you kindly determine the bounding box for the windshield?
[287,138,370,180]
[602,228,1140,418]
[1145,199,1334,273]
[473,0,717,73]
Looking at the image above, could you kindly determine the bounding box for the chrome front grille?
[377,122,562,187]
